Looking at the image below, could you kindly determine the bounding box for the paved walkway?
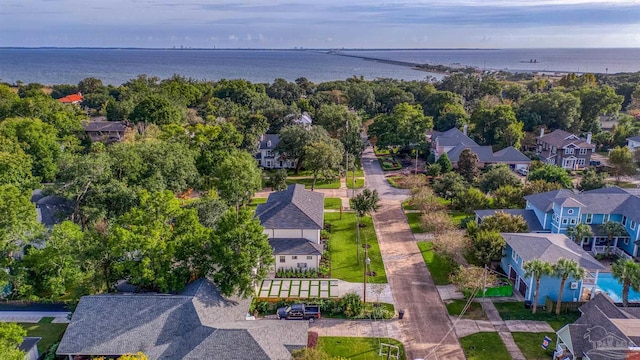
[362,146,465,360]
[310,318,402,339]
[0,311,70,323]
[258,279,394,304]
[478,299,527,360]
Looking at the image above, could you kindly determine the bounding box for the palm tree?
[612,259,640,306]
[523,259,554,314]
[553,258,586,315]
[599,221,628,254]
[567,223,593,248]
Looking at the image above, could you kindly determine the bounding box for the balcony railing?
[591,246,632,260]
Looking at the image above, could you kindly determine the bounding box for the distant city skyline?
[2,0,640,48]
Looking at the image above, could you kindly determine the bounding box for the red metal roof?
[58,93,83,103]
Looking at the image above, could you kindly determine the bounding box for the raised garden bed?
[378,156,402,171]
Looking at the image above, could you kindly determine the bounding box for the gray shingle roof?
[446,145,494,163]
[83,121,127,132]
[626,135,640,142]
[57,279,308,359]
[501,233,605,270]
[19,337,41,353]
[31,189,72,227]
[539,129,595,149]
[558,293,639,359]
[474,209,544,232]
[259,134,280,150]
[256,184,324,230]
[269,238,323,255]
[525,187,640,223]
[432,127,479,147]
[492,146,532,163]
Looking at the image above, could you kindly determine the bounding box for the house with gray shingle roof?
[523,187,640,259]
[500,233,605,305]
[554,293,640,360]
[256,184,324,271]
[430,127,530,171]
[57,279,308,359]
[537,129,595,170]
[83,120,128,143]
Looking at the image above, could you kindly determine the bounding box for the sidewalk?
[310,318,402,340]
[479,299,528,360]
[0,311,70,323]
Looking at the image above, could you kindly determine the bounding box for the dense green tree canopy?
[368,102,432,149]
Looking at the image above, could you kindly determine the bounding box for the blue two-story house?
[501,233,605,305]
[524,187,640,260]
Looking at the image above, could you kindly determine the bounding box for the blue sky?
[2,0,640,48]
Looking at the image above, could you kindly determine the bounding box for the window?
[512,250,519,262]
[570,218,577,225]
[586,214,593,224]
[604,214,610,222]
[279,256,285,263]
[631,221,636,230]
[297,263,307,268]
[567,209,574,215]
[552,146,557,154]
[565,148,574,155]
[623,238,629,245]
[307,255,313,260]
[622,216,627,226]
[579,148,587,155]
[292,256,298,260]
[562,218,568,225]
[577,158,585,167]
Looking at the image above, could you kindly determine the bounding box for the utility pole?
[415,148,418,175]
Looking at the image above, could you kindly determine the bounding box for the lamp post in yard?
[363,250,370,303]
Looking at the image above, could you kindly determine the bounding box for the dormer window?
[267,140,272,147]
[567,209,574,215]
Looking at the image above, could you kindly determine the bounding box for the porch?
[591,245,633,260]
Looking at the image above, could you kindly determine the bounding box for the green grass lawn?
[286,177,341,189]
[417,241,453,285]
[19,322,68,355]
[512,332,556,360]
[446,300,488,320]
[326,212,387,283]
[402,199,420,210]
[318,337,406,360]
[347,169,365,177]
[406,212,426,233]
[387,176,404,188]
[347,178,365,189]
[493,302,580,331]
[324,197,343,210]
[460,333,511,360]
[450,211,470,227]
[247,197,268,213]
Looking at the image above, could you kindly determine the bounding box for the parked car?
[516,168,529,176]
[277,303,321,321]
[589,160,602,167]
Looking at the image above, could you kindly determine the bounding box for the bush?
[340,292,363,317]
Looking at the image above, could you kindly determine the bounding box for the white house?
[256,134,296,169]
[627,136,640,151]
[255,184,324,271]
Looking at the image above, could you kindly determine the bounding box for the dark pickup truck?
[277,303,321,321]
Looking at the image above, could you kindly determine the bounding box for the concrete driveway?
[361,146,466,360]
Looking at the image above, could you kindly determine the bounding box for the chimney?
[539,128,545,138]
[586,132,592,144]
[463,124,468,136]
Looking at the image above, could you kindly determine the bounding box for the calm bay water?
[1,48,639,86]
[0,48,435,85]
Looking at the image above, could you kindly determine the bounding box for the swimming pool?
[596,272,640,303]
